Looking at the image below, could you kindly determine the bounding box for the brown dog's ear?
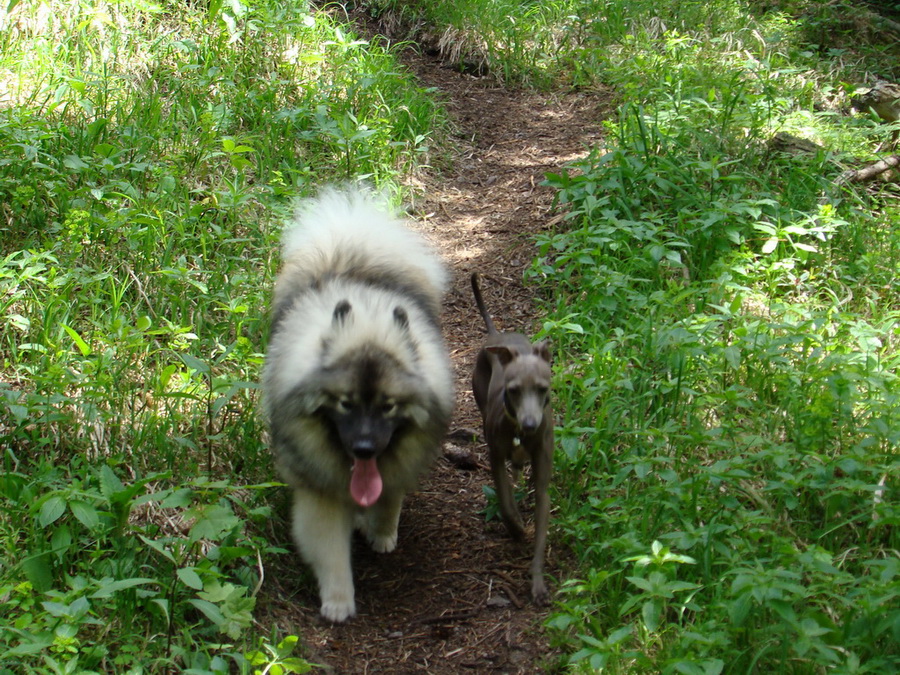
[486,344,515,366]
[534,341,551,364]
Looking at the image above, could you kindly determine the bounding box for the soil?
[255,18,614,674]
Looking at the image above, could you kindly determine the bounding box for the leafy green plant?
[0,0,447,669]
[521,9,900,665]
[0,455,291,672]
[245,635,315,675]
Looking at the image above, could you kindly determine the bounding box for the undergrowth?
[0,0,444,671]
[522,4,900,672]
[2,0,899,672]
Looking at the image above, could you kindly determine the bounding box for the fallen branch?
[834,155,900,186]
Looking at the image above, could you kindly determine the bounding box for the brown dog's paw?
[531,576,550,606]
[502,515,526,541]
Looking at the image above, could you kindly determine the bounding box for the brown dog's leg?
[530,483,550,603]
[490,449,526,541]
[529,432,553,604]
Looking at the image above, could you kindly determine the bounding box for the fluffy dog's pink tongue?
[350,458,383,507]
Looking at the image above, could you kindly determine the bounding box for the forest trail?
[257,26,612,674]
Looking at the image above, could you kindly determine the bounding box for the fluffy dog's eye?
[380,401,398,416]
[334,397,352,414]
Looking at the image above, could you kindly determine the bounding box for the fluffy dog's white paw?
[320,597,356,623]
[369,531,398,553]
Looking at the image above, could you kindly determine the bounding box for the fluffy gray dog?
[262,186,454,622]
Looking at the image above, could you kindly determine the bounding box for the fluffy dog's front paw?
[369,531,398,553]
[320,597,356,623]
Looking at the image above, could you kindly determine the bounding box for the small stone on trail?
[444,443,479,470]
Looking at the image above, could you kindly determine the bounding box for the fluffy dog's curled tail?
[471,272,498,335]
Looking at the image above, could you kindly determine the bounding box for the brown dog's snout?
[519,414,540,434]
[513,390,547,435]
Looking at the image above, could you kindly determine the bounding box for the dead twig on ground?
[834,155,900,185]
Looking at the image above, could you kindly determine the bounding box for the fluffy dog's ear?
[534,341,552,364]
[393,306,409,330]
[333,300,352,323]
[486,344,515,366]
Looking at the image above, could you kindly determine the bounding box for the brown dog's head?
[487,341,552,435]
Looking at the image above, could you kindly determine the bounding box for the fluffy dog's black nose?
[352,440,377,459]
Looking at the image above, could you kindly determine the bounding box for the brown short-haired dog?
[470,272,554,604]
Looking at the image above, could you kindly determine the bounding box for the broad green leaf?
[761,237,779,254]
[22,553,53,592]
[281,658,313,674]
[158,487,193,509]
[70,500,100,530]
[177,567,204,590]
[181,352,210,375]
[723,345,741,369]
[39,495,66,527]
[642,599,662,632]
[92,577,157,598]
[138,535,177,563]
[626,575,654,593]
[5,636,54,656]
[189,504,240,540]
[99,464,125,499]
[63,154,89,171]
[277,635,300,657]
[187,598,225,626]
[50,524,72,556]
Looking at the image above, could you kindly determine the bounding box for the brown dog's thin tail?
[471,272,498,335]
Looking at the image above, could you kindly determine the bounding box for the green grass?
[0,0,446,671]
[2,0,900,672]
[521,4,899,673]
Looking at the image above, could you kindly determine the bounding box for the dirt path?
[256,31,611,674]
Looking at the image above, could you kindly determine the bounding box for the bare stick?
[835,155,900,186]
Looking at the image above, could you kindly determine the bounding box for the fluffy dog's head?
[274,297,439,506]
